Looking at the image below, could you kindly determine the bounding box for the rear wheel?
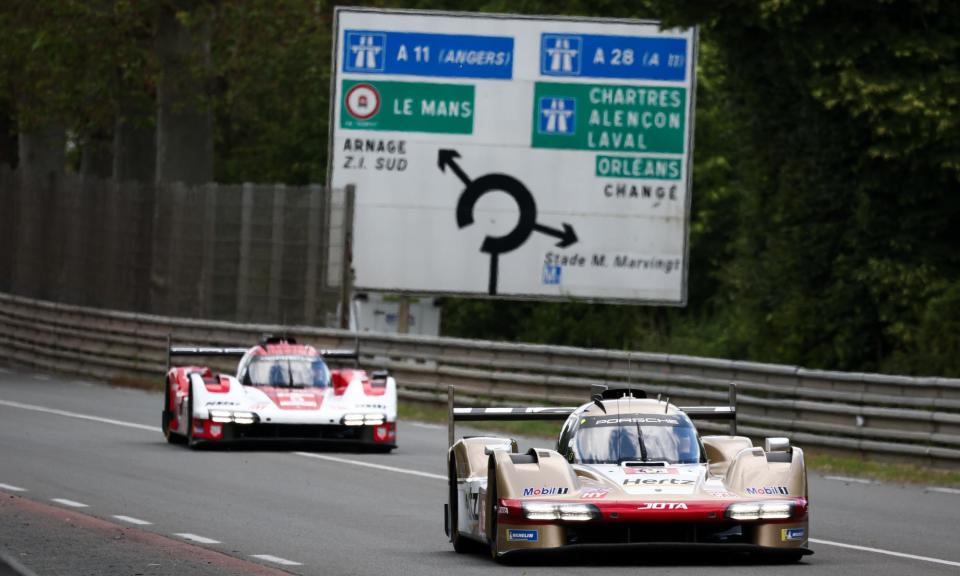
[161,379,183,444]
[186,383,198,450]
[487,456,502,561]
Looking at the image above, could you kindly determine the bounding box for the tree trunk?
[0,101,17,169]
[80,130,113,178]
[114,90,156,182]
[154,5,213,185]
[18,121,65,181]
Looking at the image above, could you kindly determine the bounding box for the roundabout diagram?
[438,149,578,295]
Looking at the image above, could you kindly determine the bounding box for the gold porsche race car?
[445,386,811,562]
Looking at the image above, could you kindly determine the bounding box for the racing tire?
[162,379,184,444]
[185,382,198,450]
[449,454,480,554]
[487,456,503,562]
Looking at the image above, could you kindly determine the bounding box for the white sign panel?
[329,8,697,304]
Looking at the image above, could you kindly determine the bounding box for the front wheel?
[449,454,477,553]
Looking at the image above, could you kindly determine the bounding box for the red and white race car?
[161,336,397,450]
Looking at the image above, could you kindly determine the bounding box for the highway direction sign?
[329,8,697,304]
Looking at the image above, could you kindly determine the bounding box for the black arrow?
[533,222,578,248]
[438,149,470,187]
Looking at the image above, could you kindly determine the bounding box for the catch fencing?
[0,292,958,466]
[0,168,348,327]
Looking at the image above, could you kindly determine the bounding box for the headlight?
[209,409,232,423]
[232,411,257,425]
[208,409,258,424]
[521,502,600,522]
[726,500,795,521]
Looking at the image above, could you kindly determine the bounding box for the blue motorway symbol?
[541,34,582,76]
[345,31,386,72]
[537,96,576,135]
[540,33,688,81]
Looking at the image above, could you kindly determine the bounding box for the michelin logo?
[523,486,569,496]
[507,529,539,542]
[781,528,806,541]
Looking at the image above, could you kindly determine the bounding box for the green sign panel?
[340,79,474,134]
[532,82,686,154]
[595,155,681,180]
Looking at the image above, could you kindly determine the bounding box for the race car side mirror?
[764,437,791,453]
[484,444,512,456]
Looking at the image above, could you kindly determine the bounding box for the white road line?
[32,374,50,381]
[926,486,960,495]
[0,399,159,433]
[823,475,874,484]
[810,538,960,568]
[0,483,26,492]
[409,422,444,430]
[251,554,303,566]
[293,452,445,480]
[112,515,153,526]
[175,533,221,545]
[51,498,89,508]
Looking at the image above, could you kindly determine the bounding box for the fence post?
[0,167,14,291]
[235,182,254,322]
[304,184,323,325]
[199,182,218,318]
[268,184,286,322]
[101,177,121,308]
[338,185,355,330]
[164,181,187,316]
[448,385,455,448]
[729,383,738,436]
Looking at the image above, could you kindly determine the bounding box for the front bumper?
[190,418,397,447]
[496,541,814,561]
[492,498,809,556]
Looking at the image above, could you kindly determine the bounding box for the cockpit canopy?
[242,355,330,388]
[559,412,702,465]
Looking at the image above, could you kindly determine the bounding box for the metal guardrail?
[1,292,958,464]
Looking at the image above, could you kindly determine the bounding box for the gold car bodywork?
[446,398,810,559]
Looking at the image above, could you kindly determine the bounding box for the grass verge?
[399,400,960,488]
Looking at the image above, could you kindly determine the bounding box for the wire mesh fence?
[0,167,348,327]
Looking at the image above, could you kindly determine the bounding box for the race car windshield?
[245,356,330,388]
[572,414,700,465]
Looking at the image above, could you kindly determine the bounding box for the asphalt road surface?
[0,365,958,575]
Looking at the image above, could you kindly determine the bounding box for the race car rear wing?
[167,342,360,370]
[446,384,739,446]
[169,346,249,357]
[167,345,248,371]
